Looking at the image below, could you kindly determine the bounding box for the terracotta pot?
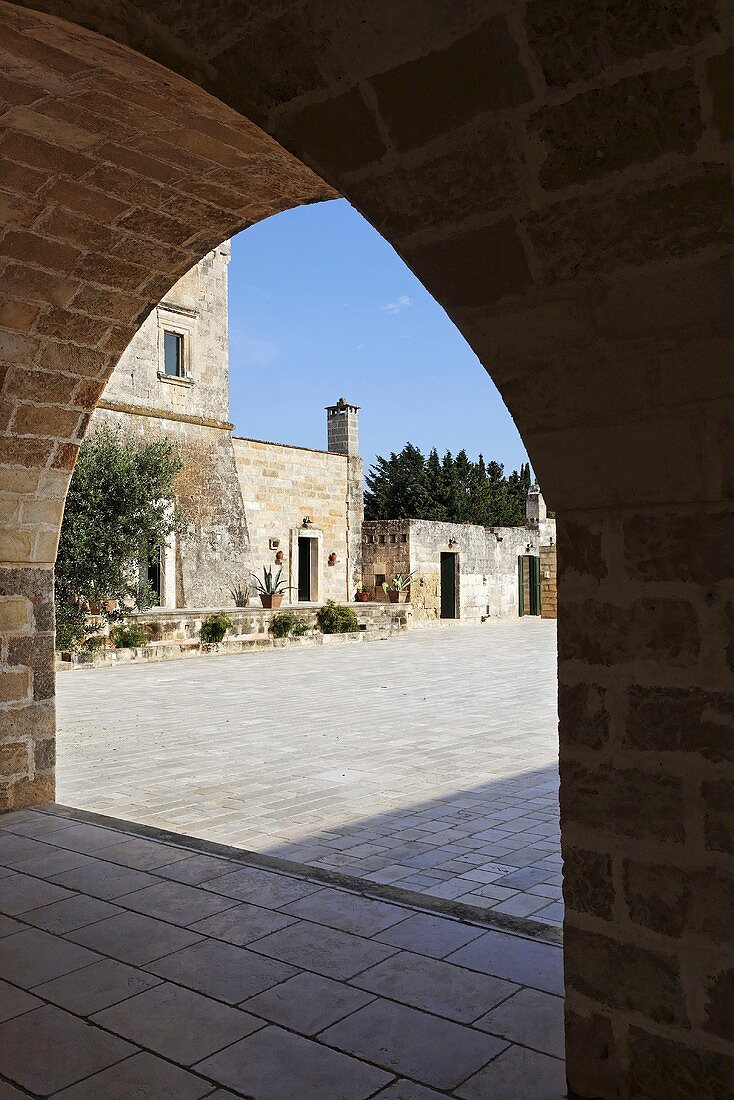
[387,589,409,603]
[260,593,283,609]
[356,591,371,602]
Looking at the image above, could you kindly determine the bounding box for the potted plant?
[356,584,371,603]
[228,579,251,607]
[382,571,416,603]
[250,565,292,609]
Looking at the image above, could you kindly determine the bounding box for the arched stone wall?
[1,4,733,1096]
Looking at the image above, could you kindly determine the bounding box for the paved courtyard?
[0,805,565,1099]
[57,621,561,926]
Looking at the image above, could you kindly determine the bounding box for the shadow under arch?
[2,4,734,1098]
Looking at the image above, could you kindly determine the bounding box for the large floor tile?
[447,930,564,995]
[455,1043,567,1099]
[202,866,322,908]
[251,920,398,980]
[280,887,409,937]
[21,894,121,934]
[321,998,507,1089]
[0,978,42,1023]
[195,1024,392,1100]
[0,833,50,864]
[190,902,297,945]
[244,970,374,1035]
[50,1051,213,1099]
[115,880,238,926]
[51,858,161,900]
[67,911,202,964]
[0,1004,135,1095]
[40,823,125,854]
[155,854,237,885]
[351,950,517,1023]
[146,938,297,1003]
[372,1083,447,1100]
[95,837,193,871]
[0,928,101,987]
[93,982,263,1064]
[474,987,565,1057]
[4,847,95,879]
[374,912,486,959]
[0,873,75,915]
[33,958,162,1014]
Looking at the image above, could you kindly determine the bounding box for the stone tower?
[326,398,363,597]
[526,483,547,525]
[326,397,360,456]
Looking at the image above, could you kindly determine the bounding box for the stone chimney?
[326,397,360,457]
[526,482,547,525]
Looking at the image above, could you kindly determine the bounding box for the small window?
[163,331,184,377]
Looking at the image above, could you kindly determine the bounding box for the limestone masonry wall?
[233,436,357,604]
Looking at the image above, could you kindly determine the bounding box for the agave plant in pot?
[250,565,292,609]
[382,571,416,603]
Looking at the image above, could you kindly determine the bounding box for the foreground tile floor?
[0,807,566,1099]
[57,621,561,924]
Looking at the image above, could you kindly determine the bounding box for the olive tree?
[55,426,183,649]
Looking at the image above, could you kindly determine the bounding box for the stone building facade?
[90,249,362,609]
[362,489,556,623]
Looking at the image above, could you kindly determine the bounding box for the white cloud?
[231,335,279,368]
[380,294,412,315]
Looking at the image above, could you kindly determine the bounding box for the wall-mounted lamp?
[526,543,534,553]
[275,550,284,564]
[302,516,312,528]
[493,533,503,543]
[448,537,458,549]
[328,552,337,566]
[549,536,554,546]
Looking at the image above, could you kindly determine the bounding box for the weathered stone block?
[565,926,688,1027]
[527,0,719,87]
[624,859,734,945]
[561,761,685,843]
[626,686,734,764]
[563,845,614,919]
[702,778,734,855]
[559,682,608,750]
[559,598,699,668]
[707,48,734,142]
[0,770,54,811]
[624,512,734,583]
[275,89,385,174]
[533,68,701,190]
[0,666,32,704]
[565,1008,619,1099]
[0,740,30,777]
[0,596,33,634]
[406,219,532,311]
[11,404,80,440]
[629,1027,734,1100]
[370,19,533,151]
[349,119,518,241]
[527,166,734,281]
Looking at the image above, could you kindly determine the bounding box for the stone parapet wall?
[130,601,408,641]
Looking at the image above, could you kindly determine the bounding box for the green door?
[440,553,457,619]
[529,555,541,615]
[518,555,525,616]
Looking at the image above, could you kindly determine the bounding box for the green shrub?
[200,612,232,644]
[109,623,148,649]
[270,611,296,638]
[316,600,358,635]
[270,611,311,638]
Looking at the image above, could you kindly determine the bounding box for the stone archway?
[1,3,733,1096]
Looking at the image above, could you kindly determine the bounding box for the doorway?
[518,554,541,616]
[440,552,458,619]
[298,536,317,602]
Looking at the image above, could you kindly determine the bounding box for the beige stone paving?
[57,621,560,924]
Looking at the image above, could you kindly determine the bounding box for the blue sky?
[228,199,529,474]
